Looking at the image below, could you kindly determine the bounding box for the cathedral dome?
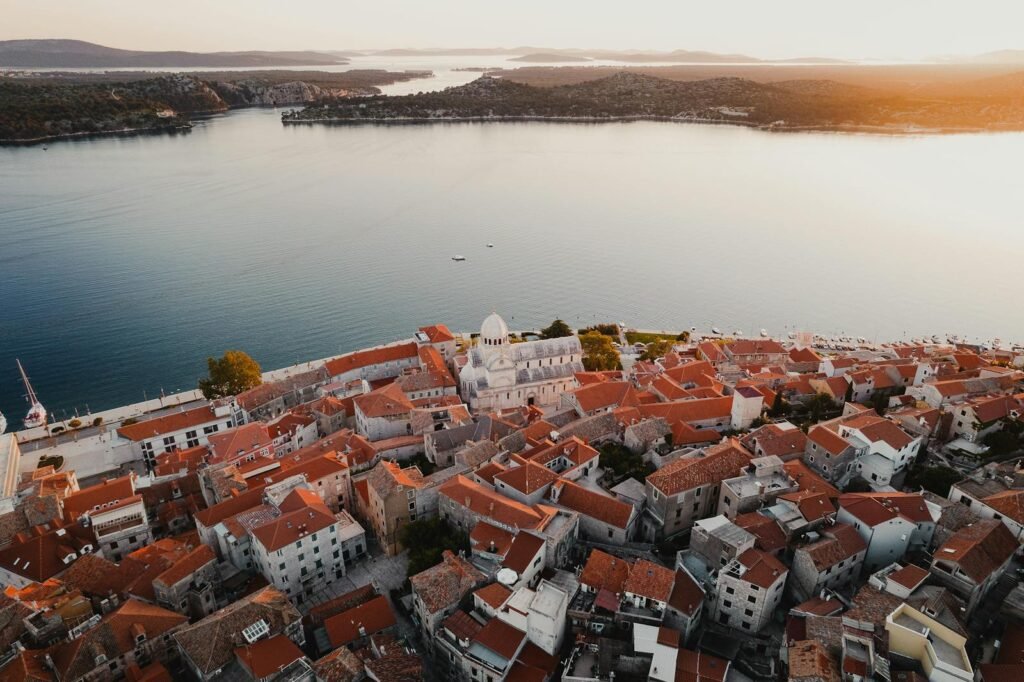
[480,312,509,347]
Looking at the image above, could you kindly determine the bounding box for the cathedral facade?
[459,313,584,412]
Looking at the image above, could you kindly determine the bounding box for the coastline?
[0,120,194,146]
[280,113,1007,136]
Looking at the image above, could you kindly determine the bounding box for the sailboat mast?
[16,359,39,405]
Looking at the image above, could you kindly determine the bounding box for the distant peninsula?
[282,71,1024,134]
[508,53,591,63]
[0,70,430,143]
[0,39,348,68]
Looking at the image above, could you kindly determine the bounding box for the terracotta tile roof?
[646,439,752,496]
[743,423,808,458]
[502,531,546,574]
[579,549,631,594]
[734,512,787,553]
[983,490,1024,526]
[667,569,704,616]
[494,462,559,495]
[844,585,904,628]
[840,492,932,525]
[800,523,866,571]
[324,595,397,647]
[934,519,1018,584]
[792,596,844,617]
[727,339,786,356]
[550,480,633,529]
[208,423,273,462]
[622,558,675,603]
[234,634,304,679]
[788,640,839,682]
[736,548,788,589]
[474,461,506,485]
[49,599,186,682]
[62,474,135,521]
[789,347,822,364]
[325,342,419,378]
[353,478,370,508]
[888,564,929,590]
[439,476,552,530]
[571,381,640,414]
[193,485,265,529]
[780,490,836,522]
[473,618,526,661]
[354,382,415,419]
[442,609,483,642]
[513,642,559,679]
[409,550,485,615]
[676,648,729,682]
[843,415,914,450]
[639,396,733,426]
[470,520,515,556]
[475,582,512,609]
[265,451,348,488]
[420,324,456,343]
[0,522,91,583]
[838,495,898,527]
[117,405,222,441]
[784,459,841,499]
[174,586,301,677]
[807,426,851,456]
[250,491,338,553]
[154,544,216,588]
[364,648,423,681]
[266,412,316,439]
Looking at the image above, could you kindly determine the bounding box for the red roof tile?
[324,595,396,647]
[235,634,304,679]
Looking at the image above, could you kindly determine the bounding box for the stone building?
[459,312,584,412]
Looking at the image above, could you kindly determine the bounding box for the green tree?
[844,382,854,403]
[806,392,837,425]
[399,517,469,577]
[540,318,573,339]
[768,392,791,418]
[640,338,673,362]
[579,332,622,371]
[905,465,962,497]
[198,350,262,399]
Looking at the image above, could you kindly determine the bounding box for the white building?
[459,313,584,412]
[248,486,366,607]
[495,579,568,656]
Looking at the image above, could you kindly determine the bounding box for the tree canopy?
[198,350,262,399]
[540,318,573,339]
[639,338,673,362]
[905,465,962,497]
[579,331,622,371]
[398,517,469,577]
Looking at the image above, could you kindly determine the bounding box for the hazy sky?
[2,0,1021,59]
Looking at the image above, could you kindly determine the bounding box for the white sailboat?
[0,411,7,434]
[17,360,47,429]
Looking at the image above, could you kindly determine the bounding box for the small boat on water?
[0,411,7,435]
[711,327,721,335]
[451,255,466,261]
[760,328,769,337]
[17,359,47,429]
[732,329,743,336]
[487,243,494,248]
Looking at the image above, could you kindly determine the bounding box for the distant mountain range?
[0,39,347,67]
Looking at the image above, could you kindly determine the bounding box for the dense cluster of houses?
[1,313,1023,682]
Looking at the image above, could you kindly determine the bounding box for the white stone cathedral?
[459,312,584,412]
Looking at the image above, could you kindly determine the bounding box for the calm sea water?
[1,105,1022,427]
